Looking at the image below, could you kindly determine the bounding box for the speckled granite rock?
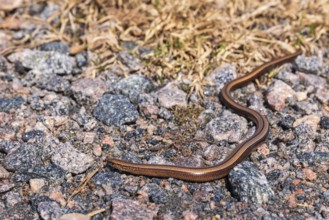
[93,94,139,126]
[228,161,274,204]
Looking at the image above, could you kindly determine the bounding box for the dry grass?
[1,0,328,95]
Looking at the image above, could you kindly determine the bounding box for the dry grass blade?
[1,0,328,94]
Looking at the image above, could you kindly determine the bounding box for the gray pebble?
[228,161,274,204]
[93,94,139,126]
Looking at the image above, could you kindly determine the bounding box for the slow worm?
[107,50,302,182]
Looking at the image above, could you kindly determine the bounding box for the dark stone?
[320,116,329,129]
[37,75,70,92]
[75,51,88,67]
[3,142,43,172]
[143,183,168,204]
[12,164,66,183]
[0,96,25,112]
[40,41,69,54]
[21,130,45,142]
[114,75,154,103]
[278,115,295,130]
[93,94,139,126]
[93,170,122,187]
[0,141,21,154]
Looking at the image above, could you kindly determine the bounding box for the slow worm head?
[107,50,302,182]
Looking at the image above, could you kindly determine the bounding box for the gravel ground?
[1,3,329,220]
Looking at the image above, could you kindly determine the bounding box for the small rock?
[83,132,96,144]
[320,116,329,129]
[114,75,154,103]
[294,101,318,115]
[38,76,70,92]
[51,143,94,174]
[278,115,295,130]
[3,191,21,206]
[93,94,139,126]
[0,96,25,112]
[0,181,15,193]
[111,199,158,220]
[60,213,90,220]
[75,51,88,68]
[30,178,46,193]
[3,142,43,171]
[203,145,222,161]
[38,201,63,220]
[293,115,320,133]
[182,210,198,220]
[206,64,236,94]
[39,41,69,54]
[266,80,296,111]
[276,70,300,86]
[205,111,248,143]
[295,55,321,74]
[117,51,142,72]
[228,161,274,204]
[0,140,21,153]
[8,49,74,75]
[158,108,173,120]
[316,88,329,104]
[21,130,45,142]
[295,91,308,101]
[142,183,168,204]
[298,72,326,88]
[156,82,187,108]
[71,78,107,105]
[302,168,317,181]
[0,165,10,178]
[297,152,329,165]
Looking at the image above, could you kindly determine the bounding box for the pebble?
[206,64,236,95]
[203,145,223,161]
[295,55,321,74]
[298,72,326,88]
[156,82,187,108]
[205,111,248,143]
[294,101,319,115]
[141,183,169,204]
[21,130,45,142]
[30,178,46,193]
[39,41,69,54]
[71,78,107,105]
[0,181,15,193]
[38,76,70,92]
[228,161,274,204]
[276,69,300,86]
[37,201,63,220]
[266,80,296,111]
[320,116,329,129]
[117,51,142,72]
[3,142,43,171]
[0,96,25,112]
[111,198,158,220]
[0,165,10,178]
[278,115,295,130]
[51,143,94,174]
[93,94,139,126]
[8,49,74,75]
[315,88,329,104]
[114,74,154,103]
[293,115,320,133]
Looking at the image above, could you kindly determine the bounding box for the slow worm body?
[108,50,302,182]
